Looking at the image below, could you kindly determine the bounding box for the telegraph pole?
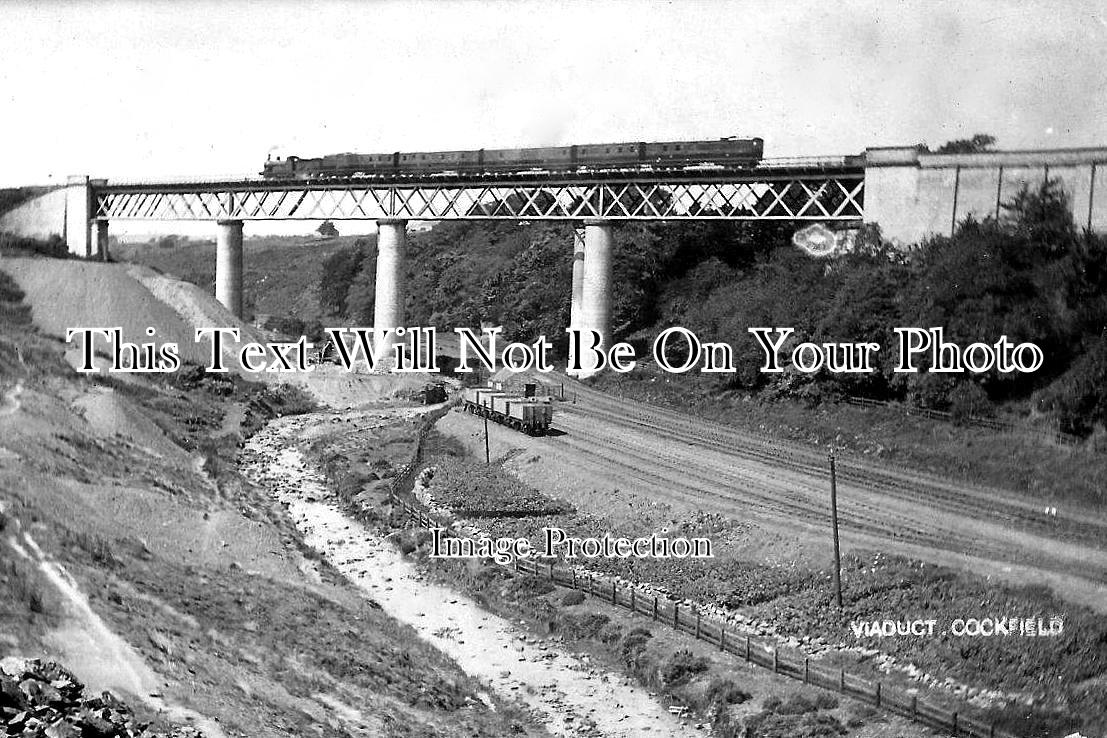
[484,414,490,464]
[829,448,843,609]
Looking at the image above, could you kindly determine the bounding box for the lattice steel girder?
[94,175,864,221]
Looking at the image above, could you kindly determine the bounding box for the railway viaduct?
[2,145,1106,374]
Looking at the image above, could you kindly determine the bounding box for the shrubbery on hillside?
[319,180,1107,435]
[650,180,1107,434]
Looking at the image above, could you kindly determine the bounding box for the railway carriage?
[261,136,763,179]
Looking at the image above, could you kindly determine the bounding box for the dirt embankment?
[2,255,436,409]
[0,260,544,737]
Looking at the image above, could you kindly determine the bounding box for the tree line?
[318,179,1107,436]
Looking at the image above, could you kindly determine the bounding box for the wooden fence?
[385,409,1020,738]
[391,496,1019,738]
[846,395,1080,447]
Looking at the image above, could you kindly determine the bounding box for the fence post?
[988,722,994,738]
[653,597,658,621]
[719,627,725,652]
[839,668,845,692]
[611,581,617,604]
[673,603,679,629]
[875,682,881,708]
[745,635,751,662]
[952,712,958,736]
[630,588,635,612]
[804,657,809,683]
[571,570,576,590]
[695,612,701,639]
[772,649,778,673]
[911,695,917,717]
[548,561,554,580]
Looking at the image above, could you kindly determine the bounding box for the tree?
[316,220,339,238]
[935,134,996,154]
[318,239,368,317]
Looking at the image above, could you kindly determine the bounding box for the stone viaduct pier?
[1,145,1105,374]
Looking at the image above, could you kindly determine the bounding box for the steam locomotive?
[261,136,764,179]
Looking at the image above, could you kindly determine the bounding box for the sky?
[2,0,1105,233]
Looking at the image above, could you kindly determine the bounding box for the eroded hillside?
[0,259,541,737]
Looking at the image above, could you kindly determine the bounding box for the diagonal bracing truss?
[94,169,864,222]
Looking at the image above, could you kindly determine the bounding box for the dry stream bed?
[241,410,689,738]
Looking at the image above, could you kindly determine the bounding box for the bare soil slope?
[0,262,542,737]
[2,255,432,408]
[1,257,264,369]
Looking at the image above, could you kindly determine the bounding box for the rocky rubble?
[0,658,202,738]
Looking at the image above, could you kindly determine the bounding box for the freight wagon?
[462,385,553,436]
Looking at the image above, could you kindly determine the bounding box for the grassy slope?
[0,265,538,737]
[591,366,1107,508]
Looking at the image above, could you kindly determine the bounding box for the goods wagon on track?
[462,385,553,436]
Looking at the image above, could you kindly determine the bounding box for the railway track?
[561,385,1107,548]
[534,384,1107,588]
[549,425,969,549]
[547,415,1107,583]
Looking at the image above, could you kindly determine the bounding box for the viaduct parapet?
[864,146,1107,244]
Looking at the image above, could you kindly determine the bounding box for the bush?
[705,678,750,706]
[844,702,876,728]
[621,627,653,667]
[1037,332,1107,435]
[745,711,847,738]
[776,694,817,715]
[561,590,585,606]
[559,612,609,639]
[949,381,993,424]
[598,622,623,644]
[398,535,418,556]
[660,649,709,688]
[506,574,555,598]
